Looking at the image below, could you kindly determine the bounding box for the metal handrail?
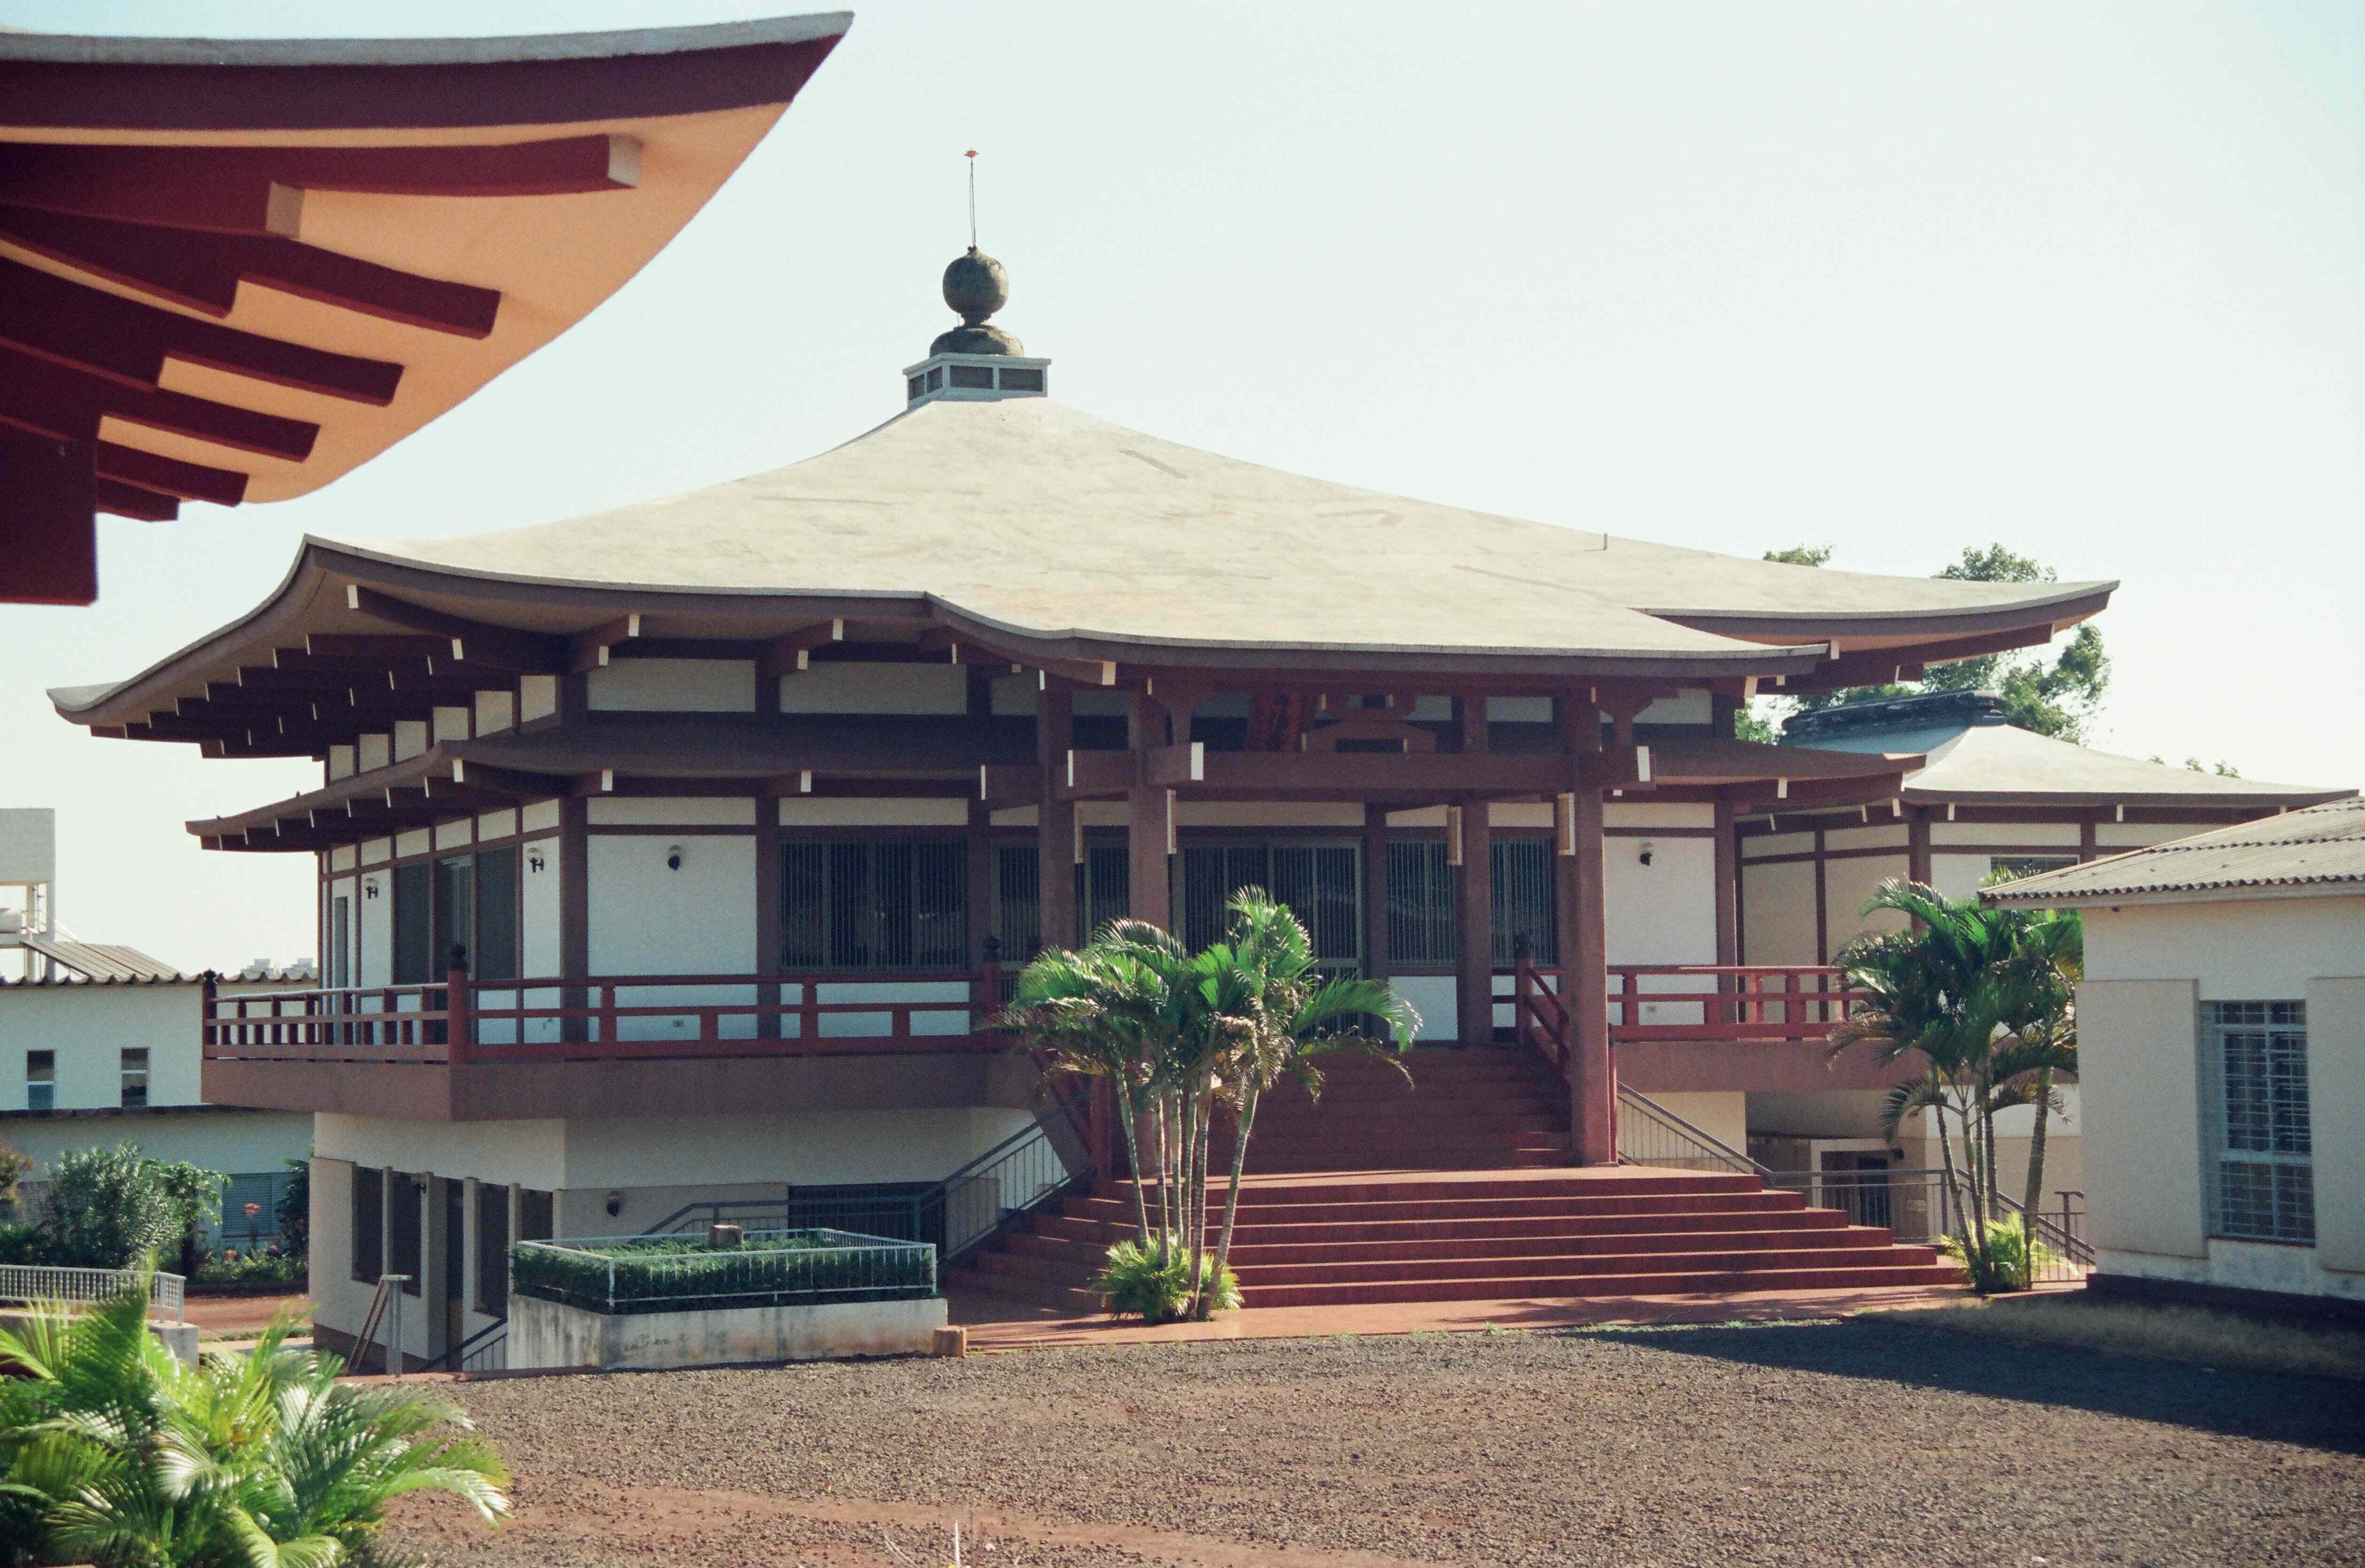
[1614,1085,1770,1176]
[416,1315,508,1375]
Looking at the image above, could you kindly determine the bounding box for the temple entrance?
[1178,840,1362,972]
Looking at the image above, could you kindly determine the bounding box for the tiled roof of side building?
[1984,796,2365,905]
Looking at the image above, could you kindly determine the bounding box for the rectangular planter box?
[510,1290,947,1371]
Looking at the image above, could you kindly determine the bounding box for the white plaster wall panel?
[357,734,390,772]
[395,829,430,859]
[477,809,517,840]
[432,706,470,742]
[2084,897,2365,998]
[357,870,392,987]
[0,985,197,1113]
[330,846,356,873]
[1644,1090,1747,1152]
[520,851,560,1029]
[2199,1238,2365,1303]
[1607,803,1714,829]
[1175,802,1364,827]
[315,1115,569,1190]
[588,835,757,1038]
[589,797,757,827]
[1387,807,1447,828]
[779,798,968,827]
[1486,697,1552,722]
[519,675,558,723]
[989,675,1040,717]
[589,657,757,712]
[1076,802,1127,828]
[558,1107,1038,1189]
[474,690,515,734]
[434,820,473,851]
[1391,975,1459,1043]
[1744,1090,1901,1140]
[1743,832,1815,860]
[1739,860,1818,965]
[360,837,390,865]
[326,875,357,985]
[2096,821,2211,849]
[307,1158,370,1355]
[1605,834,1715,968]
[990,807,1038,828]
[327,746,355,781]
[1931,821,2078,847]
[2077,978,2206,1262]
[1824,852,1910,954]
[393,720,428,760]
[1,1110,310,1182]
[780,663,965,715]
[1823,825,1908,853]
[1636,690,1713,726]
[1926,853,1991,904]
[2308,975,2365,1276]
[1490,803,1551,828]
[522,801,561,833]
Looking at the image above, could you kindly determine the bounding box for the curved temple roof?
[0,14,850,603]
[50,395,2116,728]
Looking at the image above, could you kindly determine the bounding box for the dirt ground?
[386,1317,2365,1568]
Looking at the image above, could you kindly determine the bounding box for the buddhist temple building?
[0,15,849,603]
[49,229,2356,1360]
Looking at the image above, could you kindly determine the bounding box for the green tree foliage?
[0,1282,507,1565]
[1741,543,2112,743]
[1826,882,2080,1293]
[1000,889,1418,1322]
[36,1146,222,1273]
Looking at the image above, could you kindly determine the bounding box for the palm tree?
[999,890,1416,1322]
[1184,890,1416,1320]
[0,1280,507,1566]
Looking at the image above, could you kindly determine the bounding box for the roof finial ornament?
[933,148,1022,356]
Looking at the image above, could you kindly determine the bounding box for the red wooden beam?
[0,203,502,338]
[0,134,640,237]
[93,475,177,521]
[0,256,403,404]
[91,440,246,506]
[1,427,97,604]
[0,343,318,461]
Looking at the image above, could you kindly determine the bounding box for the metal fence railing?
[1616,1085,1766,1174]
[512,1228,937,1315]
[1759,1169,2091,1284]
[418,1316,509,1375]
[0,1264,186,1322]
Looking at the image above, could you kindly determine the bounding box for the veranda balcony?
[201,959,1906,1120]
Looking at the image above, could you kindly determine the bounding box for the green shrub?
[0,1220,51,1266]
[1939,1213,2059,1293]
[1090,1239,1243,1323]
[510,1230,937,1315]
[194,1247,307,1288]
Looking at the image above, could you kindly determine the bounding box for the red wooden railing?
[202,966,1011,1067]
[1607,965,1862,1043]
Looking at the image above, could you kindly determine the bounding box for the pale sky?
[2,0,2358,973]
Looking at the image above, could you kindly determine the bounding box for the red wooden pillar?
[1125,689,1174,932]
[1451,798,1494,1046]
[1569,781,1616,1166]
[1036,680,1077,952]
[445,965,473,1066]
[1713,794,1739,1024]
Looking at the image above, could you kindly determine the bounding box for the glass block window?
[1382,836,1557,969]
[1179,841,1360,970]
[24,1050,53,1113]
[119,1048,148,1109]
[782,839,968,971]
[2204,1000,2313,1244]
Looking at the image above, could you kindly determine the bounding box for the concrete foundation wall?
[511,1290,946,1370]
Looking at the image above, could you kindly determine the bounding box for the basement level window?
[120,1049,147,1109]
[25,1050,53,1112]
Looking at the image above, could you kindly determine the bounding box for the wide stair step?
[951,1164,1965,1314]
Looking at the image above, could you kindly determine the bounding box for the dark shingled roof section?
[1984,797,2365,905]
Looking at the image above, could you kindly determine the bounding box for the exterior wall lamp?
[527,849,545,873]
[1638,842,1655,867]
[665,844,685,871]
[363,878,379,899]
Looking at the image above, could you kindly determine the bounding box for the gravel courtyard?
[387,1318,2365,1567]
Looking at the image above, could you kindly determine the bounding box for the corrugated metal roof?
[1984,797,2365,904]
[9,935,186,983]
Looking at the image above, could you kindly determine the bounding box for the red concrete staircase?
[953,1167,1960,1310]
[1223,1046,1573,1172]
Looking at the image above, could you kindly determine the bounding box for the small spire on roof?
[932,148,1023,356]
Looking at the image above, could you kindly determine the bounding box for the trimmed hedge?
[510,1230,936,1316]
